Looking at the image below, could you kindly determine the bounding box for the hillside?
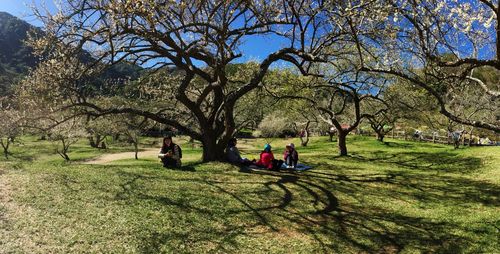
[0,12,37,95]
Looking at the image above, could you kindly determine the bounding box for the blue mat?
[246,163,313,171]
[281,163,313,171]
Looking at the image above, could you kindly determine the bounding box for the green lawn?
[1,136,499,253]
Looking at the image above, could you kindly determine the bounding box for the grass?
[0,135,499,253]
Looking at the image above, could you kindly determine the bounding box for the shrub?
[255,113,295,138]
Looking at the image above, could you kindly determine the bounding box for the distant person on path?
[283,143,299,169]
[413,130,422,140]
[254,144,283,170]
[226,138,253,165]
[451,131,463,149]
[158,136,182,167]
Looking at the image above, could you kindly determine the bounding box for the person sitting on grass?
[283,143,298,169]
[254,144,283,170]
[158,136,182,168]
[226,137,253,165]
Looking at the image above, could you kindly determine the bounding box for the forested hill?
[0,11,142,96]
[0,11,37,95]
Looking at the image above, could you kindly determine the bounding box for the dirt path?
[83,148,159,165]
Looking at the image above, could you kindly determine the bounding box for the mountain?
[0,12,37,95]
[0,11,142,96]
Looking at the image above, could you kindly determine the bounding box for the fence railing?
[354,130,498,146]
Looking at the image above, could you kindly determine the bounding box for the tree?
[26,0,339,162]
[351,0,500,131]
[0,107,23,159]
[298,120,311,146]
[255,111,296,138]
[367,110,397,142]
[316,76,386,156]
[48,118,87,161]
[262,68,322,146]
[364,84,402,142]
[115,115,151,160]
[86,117,115,149]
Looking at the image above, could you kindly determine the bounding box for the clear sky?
[1,1,491,64]
[0,0,285,64]
[0,0,58,26]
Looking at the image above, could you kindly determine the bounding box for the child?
[255,144,283,170]
[283,143,298,168]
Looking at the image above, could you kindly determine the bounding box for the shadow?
[44,151,499,253]
[173,161,206,172]
[6,153,36,162]
[383,141,415,149]
[165,165,197,172]
[347,151,483,173]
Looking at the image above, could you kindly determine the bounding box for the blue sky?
[0,0,58,26]
[0,0,284,64]
[2,1,492,65]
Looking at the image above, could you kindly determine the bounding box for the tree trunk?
[300,136,309,146]
[57,150,70,161]
[134,142,138,160]
[89,137,96,148]
[98,135,106,147]
[1,139,9,159]
[2,144,8,159]
[468,127,474,146]
[201,135,226,162]
[376,132,385,142]
[300,121,311,147]
[338,132,348,156]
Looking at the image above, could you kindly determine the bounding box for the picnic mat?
[281,163,313,171]
[246,163,313,171]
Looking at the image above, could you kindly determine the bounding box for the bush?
[235,129,254,138]
[255,113,295,138]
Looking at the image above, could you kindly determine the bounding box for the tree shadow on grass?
[339,150,483,174]
[382,141,416,149]
[5,153,35,162]
[132,165,495,252]
[53,155,498,253]
[382,141,449,149]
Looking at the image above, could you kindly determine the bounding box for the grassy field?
[0,135,499,253]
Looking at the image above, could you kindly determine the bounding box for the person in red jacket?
[255,144,283,170]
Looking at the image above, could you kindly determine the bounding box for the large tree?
[25,0,346,162]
